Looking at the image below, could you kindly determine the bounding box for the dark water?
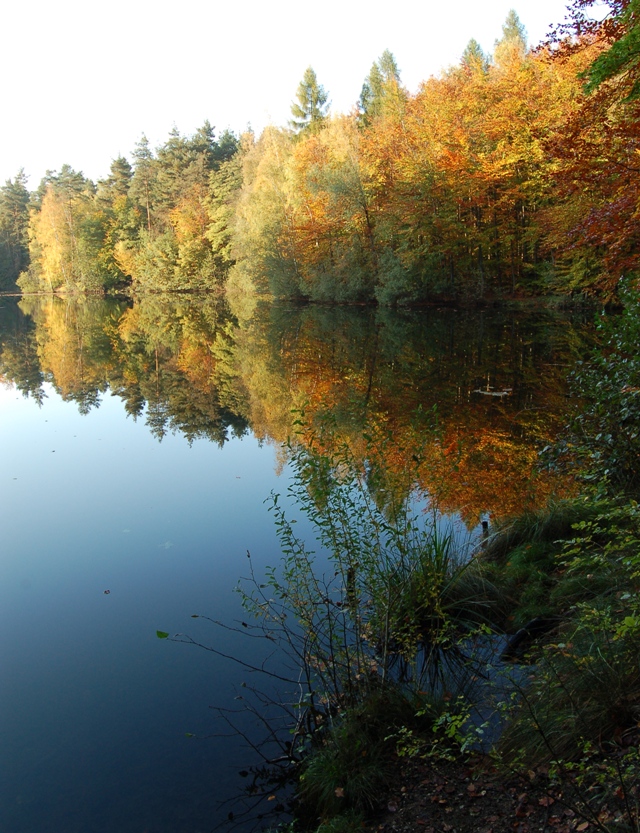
[0,295,593,832]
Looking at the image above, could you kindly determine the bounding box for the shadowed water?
[0,294,593,832]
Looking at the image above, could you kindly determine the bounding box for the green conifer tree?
[494,9,527,63]
[130,135,156,234]
[461,38,489,74]
[289,67,330,134]
[358,49,404,124]
[0,170,30,289]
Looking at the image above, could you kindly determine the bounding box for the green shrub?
[499,602,640,766]
[298,687,420,819]
[551,281,640,496]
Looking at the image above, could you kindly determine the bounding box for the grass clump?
[499,602,640,766]
[297,687,422,821]
[482,497,639,630]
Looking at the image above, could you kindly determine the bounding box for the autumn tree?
[356,13,582,300]
[541,0,640,294]
[228,127,301,298]
[19,166,110,293]
[123,125,239,291]
[494,9,528,65]
[286,116,378,300]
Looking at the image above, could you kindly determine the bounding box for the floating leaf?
[156,630,169,639]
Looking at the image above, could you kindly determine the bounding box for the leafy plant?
[239,418,496,716]
[551,282,640,496]
[297,688,417,819]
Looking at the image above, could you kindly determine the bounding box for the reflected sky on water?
[0,295,591,832]
[1,383,297,832]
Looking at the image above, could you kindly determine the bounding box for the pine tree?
[0,170,30,289]
[100,156,133,199]
[358,49,405,124]
[289,67,329,134]
[461,39,489,74]
[130,135,156,234]
[494,10,527,64]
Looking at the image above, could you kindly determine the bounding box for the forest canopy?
[3,3,639,304]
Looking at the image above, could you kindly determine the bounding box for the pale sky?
[1,0,577,188]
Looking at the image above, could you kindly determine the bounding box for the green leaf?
[156,630,170,639]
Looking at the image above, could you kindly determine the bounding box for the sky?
[0,0,577,189]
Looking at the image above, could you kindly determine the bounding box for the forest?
[3,3,640,829]
[1,0,638,304]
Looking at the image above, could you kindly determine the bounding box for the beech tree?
[543,0,640,293]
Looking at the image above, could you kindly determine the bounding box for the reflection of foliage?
[237,303,590,524]
[109,295,250,444]
[0,297,46,402]
[5,294,250,443]
[0,297,590,510]
[19,295,122,411]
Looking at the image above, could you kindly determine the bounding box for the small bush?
[550,281,640,497]
[298,687,421,819]
[500,604,640,763]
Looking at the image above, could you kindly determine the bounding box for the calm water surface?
[1,383,296,832]
[0,295,592,832]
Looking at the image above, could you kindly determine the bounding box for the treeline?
[3,2,639,302]
[9,125,239,295]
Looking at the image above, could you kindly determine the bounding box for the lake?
[0,294,592,832]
